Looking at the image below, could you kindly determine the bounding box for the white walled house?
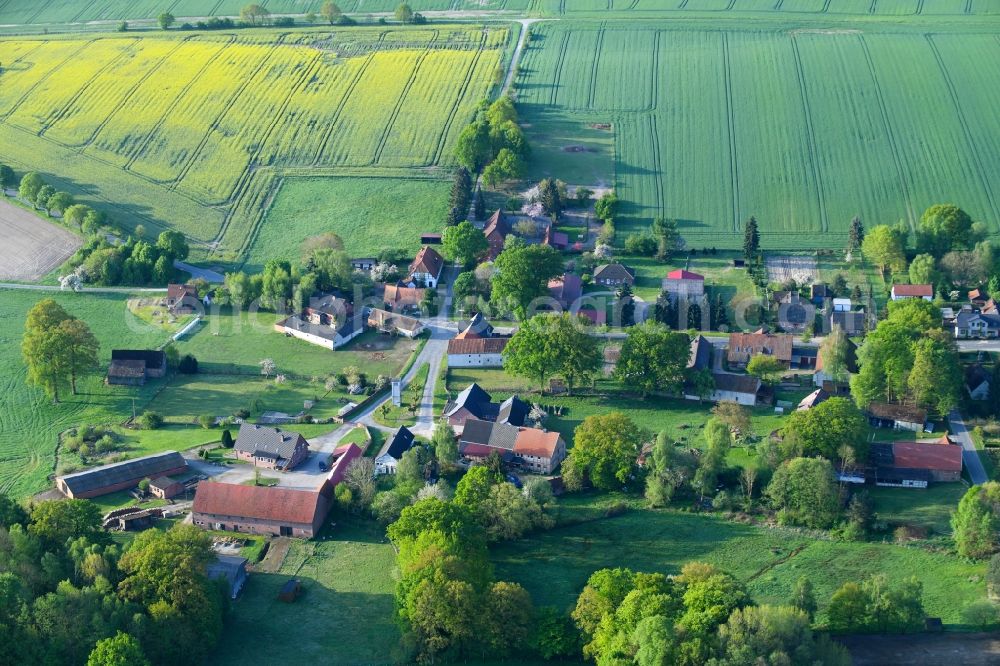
[447,337,508,368]
[275,314,364,350]
[408,246,445,288]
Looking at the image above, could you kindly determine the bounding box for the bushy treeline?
[0,494,226,665]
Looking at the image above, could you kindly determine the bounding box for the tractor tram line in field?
[0,38,99,122]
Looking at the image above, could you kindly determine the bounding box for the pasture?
[515,19,1000,248]
[0,26,506,263]
[0,197,81,281]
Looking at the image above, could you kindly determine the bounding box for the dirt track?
[0,198,81,281]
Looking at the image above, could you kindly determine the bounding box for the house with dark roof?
[459,420,566,473]
[208,555,248,599]
[708,373,761,406]
[350,257,377,272]
[443,383,529,433]
[867,401,927,432]
[192,482,332,538]
[408,246,445,288]
[376,426,416,476]
[107,350,167,386]
[304,293,352,327]
[810,283,830,304]
[727,331,793,368]
[455,312,494,340]
[460,419,520,460]
[870,435,964,487]
[447,336,508,367]
[891,283,933,301]
[688,335,712,371]
[166,283,199,313]
[954,309,1000,339]
[548,274,583,309]
[483,209,511,260]
[593,263,635,287]
[966,364,992,401]
[276,312,364,351]
[663,269,705,300]
[830,310,865,335]
[56,450,187,499]
[368,308,425,338]
[234,423,309,471]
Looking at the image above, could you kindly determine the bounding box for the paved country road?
[948,409,989,485]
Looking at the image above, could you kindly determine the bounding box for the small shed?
[148,476,183,500]
[278,578,302,602]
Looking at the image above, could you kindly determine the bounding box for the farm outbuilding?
[208,555,249,600]
[192,482,332,538]
[56,450,188,499]
[148,476,183,499]
[106,349,167,386]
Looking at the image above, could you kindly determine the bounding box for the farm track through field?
[822,0,833,11]
[549,31,570,107]
[587,22,606,110]
[1,38,99,121]
[858,33,915,229]
[171,36,290,191]
[233,171,282,260]
[648,31,660,111]
[24,0,57,25]
[789,35,829,233]
[927,34,1000,224]
[746,544,808,581]
[372,43,439,164]
[123,35,237,174]
[70,37,193,149]
[648,114,665,215]
[722,32,740,234]
[431,32,487,165]
[38,38,142,139]
[310,33,387,165]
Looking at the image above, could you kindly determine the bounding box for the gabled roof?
[193,482,325,525]
[108,359,146,378]
[444,383,493,418]
[281,313,362,342]
[867,401,927,424]
[367,308,424,333]
[688,335,712,370]
[307,293,351,317]
[548,274,582,305]
[712,373,761,396]
[593,263,635,281]
[379,426,415,462]
[410,246,444,277]
[727,332,793,362]
[891,440,963,472]
[383,284,425,306]
[892,283,933,297]
[456,312,494,339]
[447,337,508,355]
[111,349,166,366]
[460,419,519,450]
[57,451,186,496]
[234,423,307,461]
[167,283,197,300]
[831,311,865,333]
[666,269,704,281]
[326,443,362,488]
[514,428,562,458]
[483,209,510,240]
[966,364,991,390]
[797,388,830,411]
[498,395,530,426]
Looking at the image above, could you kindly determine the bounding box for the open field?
[0,27,506,263]
[0,197,81,280]
[492,497,987,626]
[515,19,1000,247]
[248,175,451,268]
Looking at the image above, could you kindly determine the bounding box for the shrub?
[95,435,117,454]
[78,444,91,458]
[137,411,163,430]
[137,478,150,493]
[178,354,198,374]
[962,600,999,629]
[233,408,250,419]
[197,414,216,429]
[604,501,628,518]
[221,429,235,448]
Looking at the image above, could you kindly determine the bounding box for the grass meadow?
[515,18,1000,248]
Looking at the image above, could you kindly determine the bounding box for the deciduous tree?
[613,321,689,397]
[441,220,487,268]
[566,412,643,491]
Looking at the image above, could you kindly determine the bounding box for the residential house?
[867,402,927,432]
[548,274,583,309]
[323,444,362,490]
[408,246,445,288]
[891,284,933,301]
[443,383,529,433]
[969,288,987,306]
[208,555,249,599]
[367,308,425,338]
[166,283,199,313]
[192,482,333,538]
[707,373,761,406]
[304,293,352,326]
[375,426,416,475]
[459,419,566,473]
[984,299,998,315]
[512,428,566,474]
[966,364,992,401]
[688,334,712,371]
[276,313,364,350]
[56,450,188,499]
[870,435,964,487]
[483,209,511,260]
[543,225,569,251]
[593,263,635,287]
[797,388,830,411]
[350,258,377,272]
[776,292,811,332]
[727,331,793,368]
[810,283,830,304]
[830,310,865,335]
[662,269,705,300]
[382,284,425,312]
[455,312,494,339]
[148,476,183,500]
[233,423,309,471]
[954,308,1000,339]
[447,337,508,368]
[813,335,858,387]
[107,349,167,386]
[832,298,852,312]
[460,419,520,461]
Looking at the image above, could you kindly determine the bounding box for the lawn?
[246,175,453,271]
[492,497,987,626]
[868,484,966,536]
[372,363,429,429]
[513,18,1000,247]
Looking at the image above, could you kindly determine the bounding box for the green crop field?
[515,19,1000,248]
[0,26,506,263]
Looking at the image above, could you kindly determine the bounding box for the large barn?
[56,450,188,499]
[192,482,333,538]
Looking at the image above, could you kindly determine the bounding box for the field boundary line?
[869,0,878,14]
[966,0,973,14]
[123,35,237,174]
[587,21,606,110]
[1,37,100,121]
[171,36,290,191]
[430,31,489,166]
[722,32,740,234]
[549,30,570,107]
[72,36,194,150]
[789,34,829,233]
[649,30,660,112]
[858,33,915,229]
[926,34,1000,224]
[916,0,924,14]
[775,0,785,9]
[648,114,664,215]
[372,35,439,165]
[234,171,284,261]
[311,32,387,166]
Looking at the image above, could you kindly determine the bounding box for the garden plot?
[0,199,81,281]
[766,255,818,284]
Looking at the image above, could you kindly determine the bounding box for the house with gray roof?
[208,555,249,599]
[107,349,167,386]
[458,419,520,460]
[954,309,1000,339]
[56,450,188,499]
[234,424,309,471]
[275,312,364,350]
[443,383,529,433]
[593,263,636,287]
